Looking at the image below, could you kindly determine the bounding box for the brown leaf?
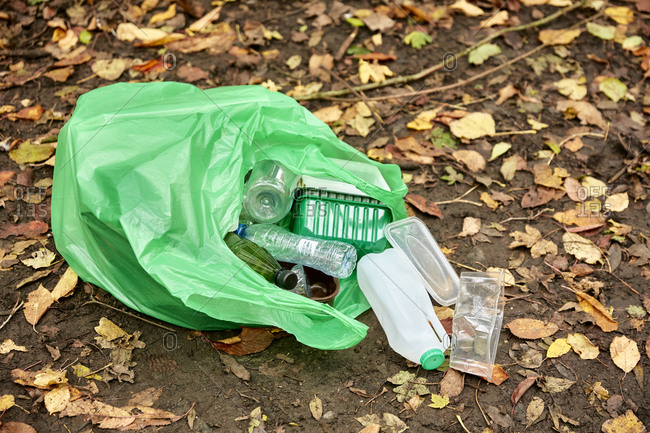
[458,216,481,237]
[556,100,607,130]
[44,66,75,82]
[15,105,45,121]
[495,84,519,105]
[23,285,54,326]
[210,327,278,355]
[188,5,222,32]
[309,396,323,420]
[309,53,334,81]
[128,387,162,407]
[538,29,581,45]
[405,194,443,218]
[440,369,464,397]
[482,364,509,385]
[610,336,640,373]
[452,150,486,172]
[532,163,564,189]
[511,376,537,413]
[575,291,618,332]
[526,396,545,427]
[505,318,559,339]
[0,171,15,187]
[0,422,37,433]
[51,267,78,301]
[219,353,250,381]
[356,53,397,62]
[646,337,650,359]
[176,65,209,82]
[521,186,556,208]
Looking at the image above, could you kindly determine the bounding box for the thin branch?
[0,299,23,332]
[435,185,483,206]
[83,293,177,333]
[476,380,491,426]
[295,0,587,101]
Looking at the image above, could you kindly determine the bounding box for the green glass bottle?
[224,232,298,290]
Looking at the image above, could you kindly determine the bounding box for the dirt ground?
[2,0,650,432]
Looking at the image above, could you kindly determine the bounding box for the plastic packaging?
[52,82,409,350]
[357,249,448,370]
[224,233,297,290]
[290,264,312,297]
[291,188,392,254]
[298,157,391,196]
[449,271,505,380]
[385,217,460,306]
[239,224,357,279]
[243,160,298,224]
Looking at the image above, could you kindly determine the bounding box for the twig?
[492,129,538,136]
[335,27,359,61]
[295,0,586,101]
[608,145,649,183]
[0,299,23,331]
[84,363,113,378]
[83,294,177,333]
[499,208,553,224]
[559,132,606,148]
[607,271,641,295]
[435,184,482,206]
[323,66,384,125]
[476,380,491,426]
[447,259,481,272]
[456,415,472,433]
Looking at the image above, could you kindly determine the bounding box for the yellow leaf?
[604,6,634,25]
[92,59,127,81]
[407,117,434,131]
[71,364,103,381]
[575,290,618,332]
[547,338,572,358]
[94,317,127,341]
[555,77,587,100]
[312,105,343,124]
[605,192,629,212]
[429,394,449,408]
[566,333,599,359]
[479,10,508,28]
[309,396,322,420]
[538,29,581,45]
[480,192,499,210]
[358,59,394,84]
[23,285,54,326]
[581,176,608,198]
[449,112,495,140]
[602,410,645,433]
[115,23,169,43]
[33,369,68,387]
[562,232,603,264]
[149,3,176,25]
[21,248,56,269]
[449,0,484,16]
[505,318,559,340]
[8,141,56,164]
[0,339,28,354]
[0,394,15,411]
[610,336,640,373]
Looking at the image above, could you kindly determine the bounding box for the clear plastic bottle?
[356,248,449,370]
[242,160,298,224]
[237,224,357,279]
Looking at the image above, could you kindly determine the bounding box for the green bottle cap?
[275,269,298,290]
[420,348,445,370]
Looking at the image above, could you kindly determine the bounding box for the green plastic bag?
[52,82,407,350]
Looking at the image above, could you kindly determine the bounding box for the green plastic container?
[291,188,392,254]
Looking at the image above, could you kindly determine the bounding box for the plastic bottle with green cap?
[356,248,449,370]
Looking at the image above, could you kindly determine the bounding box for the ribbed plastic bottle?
[356,248,448,370]
[237,224,357,279]
[224,232,298,290]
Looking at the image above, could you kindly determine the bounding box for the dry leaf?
[511,376,537,412]
[449,0,484,16]
[177,65,209,82]
[51,267,78,301]
[483,364,509,385]
[449,112,495,139]
[309,396,323,420]
[9,141,55,164]
[602,410,645,433]
[458,217,481,237]
[547,338,572,358]
[0,395,15,411]
[610,336,640,373]
[23,285,54,326]
[405,194,443,218]
[563,232,602,264]
[509,225,558,258]
[539,376,575,393]
[526,397,544,427]
[21,248,55,269]
[0,339,28,354]
[210,327,279,355]
[605,193,629,212]
[604,6,634,24]
[358,59,394,84]
[480,10,509,27]
[566,333,599,359]
[309,53,334,81]
[149,3,176,25]
[44,66,75,82]
[92,59,127,81]
[556,100,607,129]
[538,29,581,45]
[452,150,486,172]
[440,369,464,397]
[219,353,250,381]
[94,317,128,341]
[188,6,222,32]
[313,105,343,124]
[44,385,71,414]
[575,291,618,332]
[505,318,559,339]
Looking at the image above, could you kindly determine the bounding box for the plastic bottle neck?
[235,224,247,237]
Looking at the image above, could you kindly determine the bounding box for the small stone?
[322,410,335,422]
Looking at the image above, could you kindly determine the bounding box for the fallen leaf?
[575,291,618,332]
[405,194,443,218]
[361,12,395,31]
[490,142,511,161]
[458,217,481,237]
[8,141,55,164]
[505,318,559,339]
[403,31,432,49]
[556,100,607,129]
[51,267,78,301]
[309,53,334,81]
[567,333,600,359]
[309,396,323,420]
[71,364,102,380]
[21,248,55,269]
[605,193,629,212]
[602,410,645,433]
[538,29,581,45]
[604,6,634,24]
[440,369,464,397]
[539,376,575,393]
[358,59,394,84]
[0,339,28,354]
[511,376,537,412]
[547,338,572,358]
[599,77,628,102]
[449,112,495,140]
[587,22,616,40]
[0,395,15,412]
[176,65,209,82]
[313,105,343,124]
[128,387,163,407]
[23,285,54,326]
[149,3,176,24]
[482,364,509,385]
[210,327,279,355]
[188,6,222,32]
[563,232,602,264]
[46,344,61,361]
[452,150,486,172]
[428,394,449,409]
[44,385,70,414]
[509,225,558,258]
[358,424,381,433]
[450,0,484,16]
[94,317,127,341]
[533,163,565,189]
[92,59,127,81]
[382,413,408,433]
[486,405,514,428]
[480,191,500,210]
[16,268,53,288]
[555,77,587,100]
[219,352,250,381]
[610,336,640,373]
[480,10,509,27]
[526,397,544,427]
[468,43,501,65]
[44,66,75,82]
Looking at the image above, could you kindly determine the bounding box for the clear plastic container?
[449,271,505,380]
[298,157,391,197]
[384,217,460,306]
[357,249,449,370]
[242,160,298,224]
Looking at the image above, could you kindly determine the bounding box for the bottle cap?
[234,224,247,237]
[420,348,445,370]
[275,269,298,290]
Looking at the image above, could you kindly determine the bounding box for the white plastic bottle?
[357,248,449,369]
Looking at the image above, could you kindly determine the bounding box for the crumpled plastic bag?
[52,82,407,350]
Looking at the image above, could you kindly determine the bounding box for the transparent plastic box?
[384,217,460,306]
[449,271,505,380]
